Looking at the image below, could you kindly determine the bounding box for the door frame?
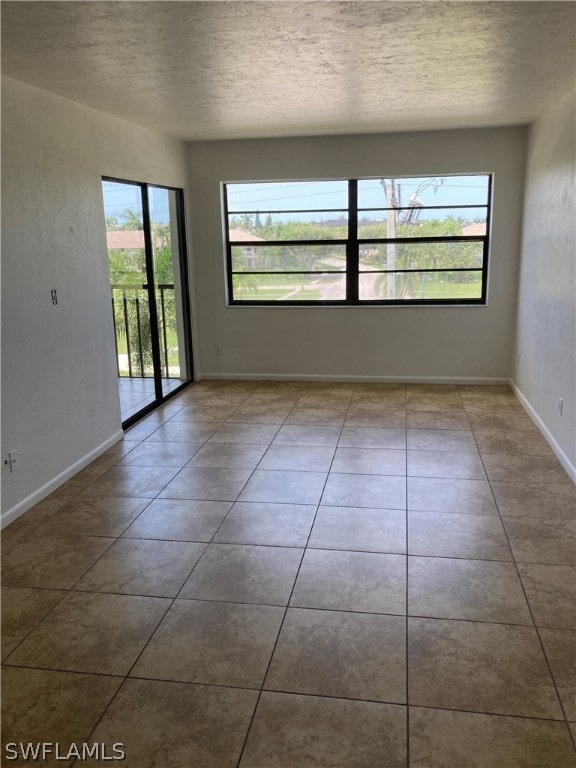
[102,176,195,428]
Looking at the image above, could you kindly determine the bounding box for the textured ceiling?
[2,1,575,140]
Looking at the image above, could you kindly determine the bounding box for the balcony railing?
[111,283,176,378]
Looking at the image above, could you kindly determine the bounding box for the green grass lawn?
[234,286,323,300]
[235,278,481,301]
[115,325,181,376]
[237,290,322,300]
[417,280,482,299]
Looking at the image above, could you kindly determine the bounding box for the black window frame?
[223,175,492,306]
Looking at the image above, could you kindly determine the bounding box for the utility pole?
[380,179,397,298]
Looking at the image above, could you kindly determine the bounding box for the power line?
[229,184,488,206]
[227,182,346,195]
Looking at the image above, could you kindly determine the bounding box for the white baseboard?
[199,372,511,385]
[511,383,576,483]
[1,430,124,530]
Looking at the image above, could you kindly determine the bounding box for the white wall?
[514,90,576,476]
[1,77,192,522]
[187,128,526,382]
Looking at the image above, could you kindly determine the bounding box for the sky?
[102,181,171,225]
[102,175,490,228]
[226,175,490,223]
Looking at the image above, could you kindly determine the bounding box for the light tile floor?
[118,377,184,422]
[2,381,575,767]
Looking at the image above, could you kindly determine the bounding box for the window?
[223,175,491,305]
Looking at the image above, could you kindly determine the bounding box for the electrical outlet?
[214,344,223,355]
[7,450,21,472]
[516,352,521,367]
[51,289,58,305]
[558,398,564,416]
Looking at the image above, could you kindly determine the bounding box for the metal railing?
[111,283,175,378]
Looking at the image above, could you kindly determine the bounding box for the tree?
[151,222,175,283]
[228,200,483,300]
[363,216,483,299]
[120,209,143,230]
[108,248,144,285]
[240,213,253,231]
[108,213,179,377]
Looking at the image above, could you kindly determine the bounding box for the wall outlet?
[558,397,564,416]
[7,450,21,472]
[516,352,521,368]
[213,344,223,355]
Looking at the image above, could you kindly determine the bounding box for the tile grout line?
[4,656,573,726]
[0,589,72,665]
[8,589,562,631]
[1,494,146,664]
[469,407,576,751]
[76,384,262,766]
[404,386,411,768]
[233,383,357,768]
[160,389,303,610]
[82,390,292,767]
[70,394,259,764]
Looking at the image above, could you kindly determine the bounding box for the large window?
[223,175,491,305]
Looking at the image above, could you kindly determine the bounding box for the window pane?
[223,175,490,305]
[103,181,150,379]
[358,208,487,238]
[102,180,144,231]
[231,244,346,272]
[229,212,347,241]
[357,175,490,209]
[359,271,483,301]
[148,187,191,387]
[359,241,483,271]
[232,272,346,301]
[226,180,348,212]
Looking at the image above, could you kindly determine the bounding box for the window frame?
[223,175,492,306]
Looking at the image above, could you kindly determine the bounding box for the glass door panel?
[103,180,156,421]
[148,187,192,397]
[102,179,193,425]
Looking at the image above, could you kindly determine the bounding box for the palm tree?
[120,209,143,230]
[240,213,253,232]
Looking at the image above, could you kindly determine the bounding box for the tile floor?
[2,381,575,767]
[118,377,184,422]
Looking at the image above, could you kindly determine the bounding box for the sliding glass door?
[102,178,193,425]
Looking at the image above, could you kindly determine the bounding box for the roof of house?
[106,230,145,249]
[462,222,487,236]
[229,229,265,242]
